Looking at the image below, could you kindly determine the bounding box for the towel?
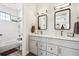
[74,22,79,34]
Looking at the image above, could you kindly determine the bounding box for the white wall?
[22,3,36,55]
[35,3,79,37]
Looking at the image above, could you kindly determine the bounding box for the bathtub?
[0,40,22,53]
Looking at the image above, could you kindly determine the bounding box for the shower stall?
[0,3,23,56]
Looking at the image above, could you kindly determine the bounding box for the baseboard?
[26,52,37,56]
[22,51,29,56]
[26,51,29,55]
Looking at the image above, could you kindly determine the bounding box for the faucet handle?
[61,31,63,36]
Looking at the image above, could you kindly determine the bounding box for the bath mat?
[0,48,18,56]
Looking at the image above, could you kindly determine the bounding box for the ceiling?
[0,3,23,11]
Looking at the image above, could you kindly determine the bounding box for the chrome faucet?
[61,31,63,36]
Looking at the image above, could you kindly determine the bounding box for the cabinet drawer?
[29,36,36,41]
[47,44,58,55]
[38,42,46,50]
[47,52,57,56]
[38,49,46,56]
[37,37,46,42]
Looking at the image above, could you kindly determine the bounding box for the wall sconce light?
[54,3,71,10]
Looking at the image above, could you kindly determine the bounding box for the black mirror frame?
[54,8,71,30]
[38,14,47,30]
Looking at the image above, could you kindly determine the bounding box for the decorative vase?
[31,25,35,33]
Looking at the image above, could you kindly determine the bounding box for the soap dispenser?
[61,25,64,30]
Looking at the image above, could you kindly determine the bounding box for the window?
[6,14,10,21]
[0,12,11,21]
[0,11,19,22]
[0,12,6,20]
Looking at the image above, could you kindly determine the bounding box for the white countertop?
[29,33,79,42]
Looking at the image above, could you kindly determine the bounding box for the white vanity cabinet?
[47,38,79,56]
[29,34,79,56]
[37,37,47,56]
[29,36,47,56]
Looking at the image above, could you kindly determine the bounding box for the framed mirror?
[54,8,71,30]
[38,14,47,30]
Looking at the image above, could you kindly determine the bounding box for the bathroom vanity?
[29,33,79,56]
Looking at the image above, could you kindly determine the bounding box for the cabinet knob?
[51,48,53,50]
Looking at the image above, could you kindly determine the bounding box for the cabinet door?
[38,42,46,50]
[29,40,37,55]
[47,44,58,55]
[38,49,46,56]
[58,47,79,56]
